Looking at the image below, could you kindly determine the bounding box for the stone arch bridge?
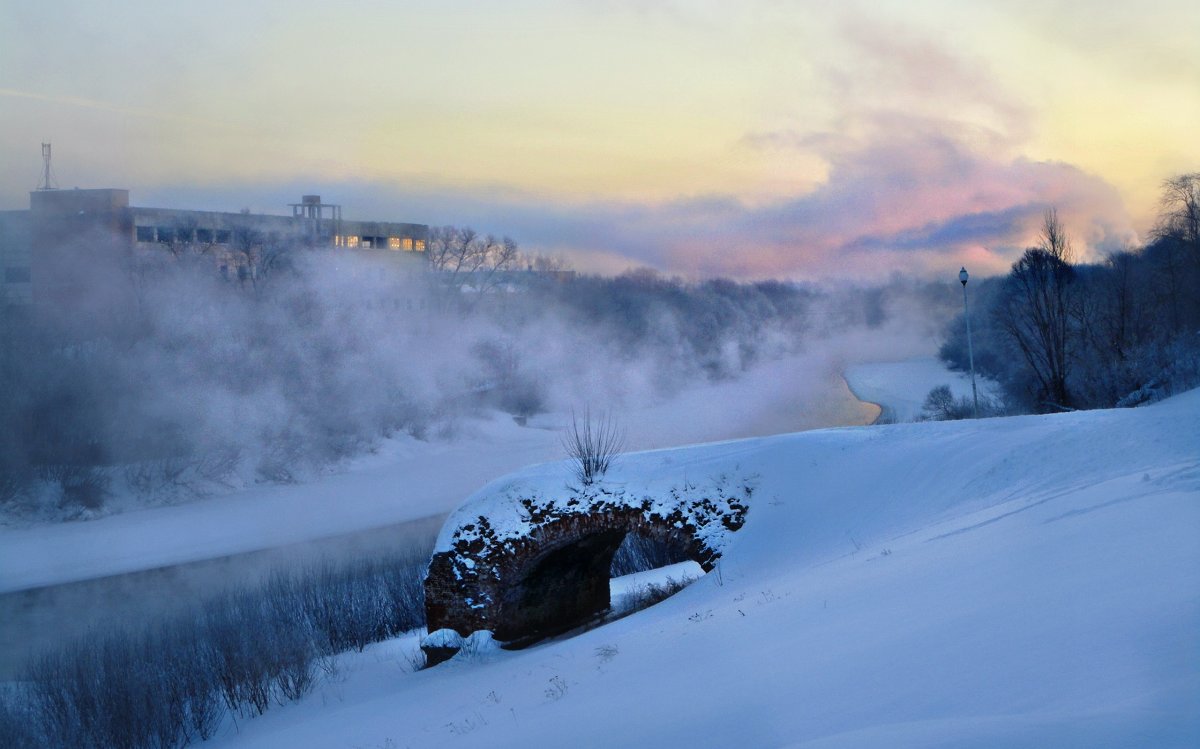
[422,476,752,664]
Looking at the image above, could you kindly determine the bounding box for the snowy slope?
[203,390,1200,749]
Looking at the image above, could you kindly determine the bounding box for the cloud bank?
[143,115,1136,282]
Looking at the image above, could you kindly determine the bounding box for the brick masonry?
[422,478,751,662]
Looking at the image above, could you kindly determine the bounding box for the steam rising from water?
[3,239,958,514]
[0,242,961,679]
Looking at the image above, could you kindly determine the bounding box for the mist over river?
[0,353,883,678]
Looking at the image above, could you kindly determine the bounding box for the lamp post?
[959,267,980,418]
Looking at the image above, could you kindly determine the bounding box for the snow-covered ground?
[844,357,999,423]
[198,389,1200,749]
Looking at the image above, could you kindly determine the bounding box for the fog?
[0,236,968,692]
[0,235,960,522]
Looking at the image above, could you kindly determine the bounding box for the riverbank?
[0,514,444,679]
[1,352,879,595]
[0,352,878,677]
[844,357,998,423]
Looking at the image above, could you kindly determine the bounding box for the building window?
[4,267,31,283]
[346,236,360,248]
[400,237,414,251]
[216,230,232,244]
[414,239,426,251]
[388,237,402,250]
[196,228,214,243]
[136,226,155,243]
[156,227,175,243]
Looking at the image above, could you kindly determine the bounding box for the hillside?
[203,389,1200,748]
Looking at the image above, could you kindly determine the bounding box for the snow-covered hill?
[203,389,1200,748]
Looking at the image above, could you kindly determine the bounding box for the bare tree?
[562,408,625,486]
[1085,248,1155,369]
[995,208,1078,411]
[527,252,571,273]
[1150,173,1200,333]
[921,385,968,421]
[1154,173,1200,252]
[426,226,520,306]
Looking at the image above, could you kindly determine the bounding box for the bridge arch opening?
[494,528,627,644]
[610,531,693,578]
[495,526,705,646]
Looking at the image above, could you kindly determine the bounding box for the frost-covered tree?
[426,226,520,305]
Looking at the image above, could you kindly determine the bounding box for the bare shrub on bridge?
[563,408,625,486]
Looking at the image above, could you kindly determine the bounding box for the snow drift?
[201,388,1200,748]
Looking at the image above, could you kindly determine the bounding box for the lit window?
[346,236,360,248]
[401,238,414,251]
[414,239,426,251]
[389,237,401,249]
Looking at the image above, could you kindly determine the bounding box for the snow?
[432,467,751,558]
[0,352,874,594]
[844,357,999,422]
[423,629,464,649]
[198,387,1200,749]
[609,560,702,615]
[4,354,1196,746]
[609,560,702,600]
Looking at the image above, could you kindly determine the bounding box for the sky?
[2,0,1198,280]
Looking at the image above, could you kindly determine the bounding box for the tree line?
[939,174,1200,413]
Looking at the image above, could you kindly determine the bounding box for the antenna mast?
[39,142,57,191]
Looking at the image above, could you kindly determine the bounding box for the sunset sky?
[2,0,1197,279]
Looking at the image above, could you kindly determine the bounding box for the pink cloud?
[658,114,1136,279]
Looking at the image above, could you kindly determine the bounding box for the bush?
[0,688,46,749]
[122,448,241,500]
[0,471,24,508]
[37,464,110,512]
[920,385,1004,421]
[613,575,697,618]
[562,408,624,486]
[921,385,974,421]
[9,547,428,749]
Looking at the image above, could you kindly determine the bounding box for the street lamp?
[959,267,980,418]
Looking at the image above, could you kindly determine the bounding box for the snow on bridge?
[422,471,753,662]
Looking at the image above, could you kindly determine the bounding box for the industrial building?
[0,185,428,307]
